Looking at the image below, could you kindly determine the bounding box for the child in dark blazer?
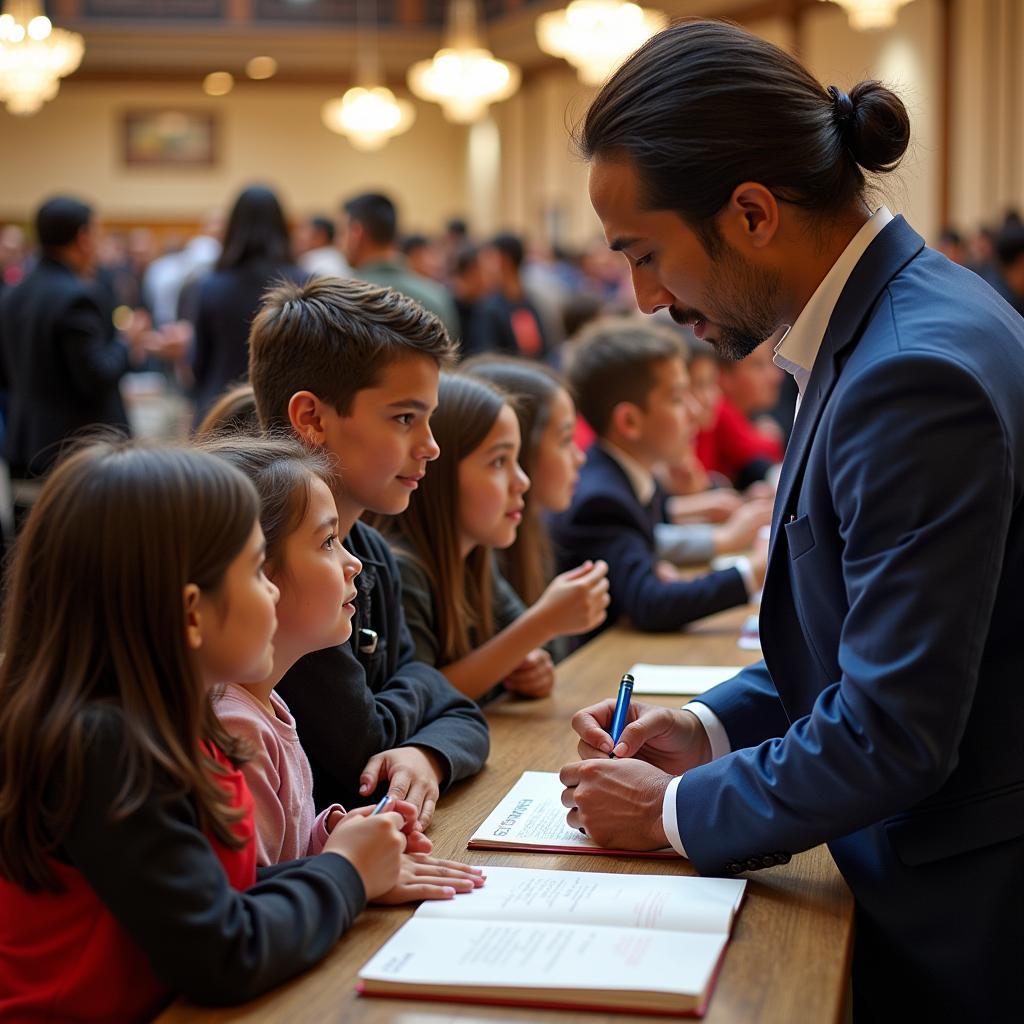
[550,318,765,638]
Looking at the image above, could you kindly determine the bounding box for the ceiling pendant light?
[408,0,520,125]
[0,0,84,116]
[536,1,666,86]
[321,0,414,151]
[823,0,915,30]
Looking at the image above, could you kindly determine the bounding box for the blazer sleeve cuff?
[683,702,732,761]
[661,776,688,858]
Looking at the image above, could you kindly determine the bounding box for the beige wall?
[0,80,469,232]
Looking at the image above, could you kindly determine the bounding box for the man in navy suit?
[559,20,1024,1020]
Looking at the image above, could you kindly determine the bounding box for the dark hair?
[490,232,525,269]
[401,233,429,255]
[35,196,92,251]
[310,216,336,245]
[380,373,510,662]
[567,316,683,436]
[938,227,963,246]
[995,225,1024,268]
[446,217,468,238]
[194,384,262,440]
[578,19,910,248]
[462,355,568,604]
[0,440,258,891]
[343,192,398,247]
[216,185,293,272]
[248,276,456,430]
[197,434,335,571]
[454,244,480,276]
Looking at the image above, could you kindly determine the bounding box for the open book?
[628,663,743,696]
[468,771,680,858]
[358,865,746,1016]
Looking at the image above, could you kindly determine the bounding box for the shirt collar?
[773,206,893,389]
[599,440,657,506]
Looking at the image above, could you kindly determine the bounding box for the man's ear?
[183,583,203,651]
[722,182,780,251]
[288,391,328,446]
[610,400,644,443]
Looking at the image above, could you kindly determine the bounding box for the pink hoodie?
[214,683,344,865]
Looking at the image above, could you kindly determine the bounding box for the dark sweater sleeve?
[276,645,388,811]
[365,530,490,789]
[393,552,443,667]
[59,710,366,1007]
[556,493,749,632]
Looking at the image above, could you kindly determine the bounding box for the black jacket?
[277,520,490,810]
[549,444,749,638]
[0,256,130,477]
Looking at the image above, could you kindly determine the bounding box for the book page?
[470,771,679,854]
[628,663,744,696]
[359,917,727,998]
[416,865,745,934]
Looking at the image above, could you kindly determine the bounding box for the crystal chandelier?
[408,0,520,124]
[321,0,414,151]
[0,0,84,116]
[824,0,915,30]
[536,1,666,86]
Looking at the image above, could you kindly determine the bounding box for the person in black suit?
[0,197,145,504]
[190,186,305,423]
[548,318,761,642]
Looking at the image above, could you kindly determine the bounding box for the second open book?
[469,770,681,858]
[358,864,747,1016]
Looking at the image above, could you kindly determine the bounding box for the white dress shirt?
[661,207,895,857]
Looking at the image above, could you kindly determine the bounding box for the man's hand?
[558,758,673,851]
[571,697,712,774]
[359,745,445,830]
[504,648,556,698]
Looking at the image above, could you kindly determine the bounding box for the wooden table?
[159,606,853,1023]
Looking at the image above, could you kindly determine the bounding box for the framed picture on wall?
[122,110,218,167]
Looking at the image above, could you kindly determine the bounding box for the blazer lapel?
[767,216,926,565]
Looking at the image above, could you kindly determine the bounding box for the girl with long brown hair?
[461,355,586,608]
[0,440,423,1021]
[380,373,609,704]
[201,434,484,897]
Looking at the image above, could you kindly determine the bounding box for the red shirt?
[0,742,256,1023]
[695,396,784,484]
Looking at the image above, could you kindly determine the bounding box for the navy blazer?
[0,256,130,477]
[679,217,1024,1018]
[549,444,749,638]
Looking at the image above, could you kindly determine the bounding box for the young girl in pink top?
[203,435,483,898]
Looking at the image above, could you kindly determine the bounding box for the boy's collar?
[598,439,657,506]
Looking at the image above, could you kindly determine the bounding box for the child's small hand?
[359,746,445,831]
[504,648,555,698]
[536,559,610,637]
[371,854,486,905]
[326,807,346,832]
[321,806,406,900]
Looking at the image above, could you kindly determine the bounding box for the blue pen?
[607,672,634,757]
[370,794,393,815]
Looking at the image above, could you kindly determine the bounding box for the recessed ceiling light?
[203,71,234,96]
[246,56,278,80]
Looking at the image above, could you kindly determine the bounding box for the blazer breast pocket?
[784,513,816,559]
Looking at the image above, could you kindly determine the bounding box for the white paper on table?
[627,663,744,696]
